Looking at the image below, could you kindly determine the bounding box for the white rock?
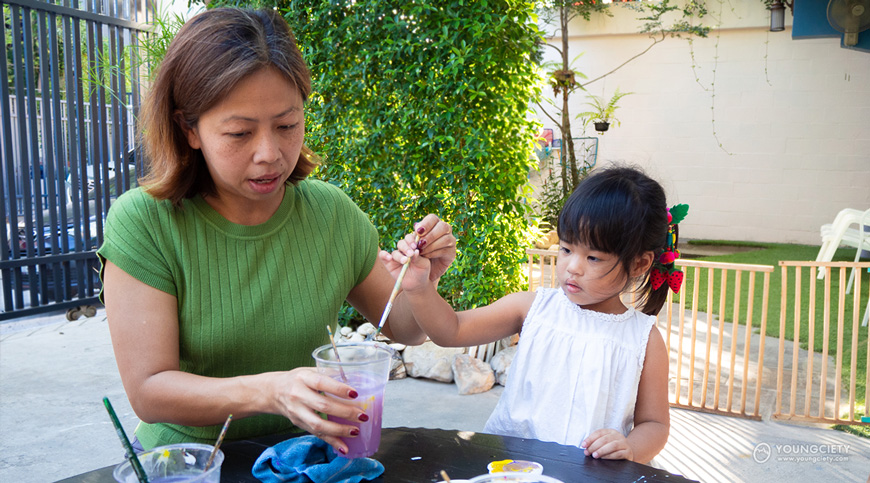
[490,346,517,386]
[388,343,406,352]
[339,326,353,336]
[357,323,376,336]
[402,340,465,383]
[452,354,495,395]
[349,332,365,342]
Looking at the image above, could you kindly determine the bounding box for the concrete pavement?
[1,308,868,482]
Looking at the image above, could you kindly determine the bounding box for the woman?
[98,8,455,455]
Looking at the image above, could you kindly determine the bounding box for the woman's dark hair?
[139,8,316,206]
[557,165,670,315]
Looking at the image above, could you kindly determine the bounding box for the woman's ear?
[174,111,201,150]
[632,251,655,278]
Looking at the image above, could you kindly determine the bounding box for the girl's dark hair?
[139,8,316,206]
[557,165,670,315]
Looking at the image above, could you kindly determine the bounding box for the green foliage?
[535,137,596,228]
[81,5,187,106]
[576,88,632,126]
[634,0,711,38]
[274,1,541,311]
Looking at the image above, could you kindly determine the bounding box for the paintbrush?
[103,397,149,483]
[326,324,348,383]
[204,413,232,472]
[369,233,420,341]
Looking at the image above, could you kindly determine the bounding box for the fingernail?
[358,413,369,422]
[416,225,425,234]
[338,447,347,455]
[418,239,427,248]
[350,428,360,436]
[592,452,598,458]
[348,390,359,399]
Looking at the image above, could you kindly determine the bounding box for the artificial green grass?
[688,240,869,437]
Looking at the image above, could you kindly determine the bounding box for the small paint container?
[487,459,544,475]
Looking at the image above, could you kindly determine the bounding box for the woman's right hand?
[272,367,368,456]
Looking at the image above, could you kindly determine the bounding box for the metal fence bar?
[1,0,151,320]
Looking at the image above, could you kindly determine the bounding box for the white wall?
[536,4,870,245]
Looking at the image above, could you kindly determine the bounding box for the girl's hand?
[412,214,456,281]
[273,367,368,457]
[378,214,456,287]
[581,428,635,461]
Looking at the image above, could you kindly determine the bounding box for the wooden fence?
[662,259,773,420]
[774,261,870,426]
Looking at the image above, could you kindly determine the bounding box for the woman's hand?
[273,367,369,456]
[581,428,635,461]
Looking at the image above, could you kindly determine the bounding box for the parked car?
[7,216,101,301]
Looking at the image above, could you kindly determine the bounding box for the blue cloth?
[252,435,384,483]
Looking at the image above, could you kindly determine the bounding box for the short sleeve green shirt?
[97,179,378,448]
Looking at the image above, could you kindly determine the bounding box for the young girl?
[383,165,678,464]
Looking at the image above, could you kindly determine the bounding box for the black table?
[58,427,695,482]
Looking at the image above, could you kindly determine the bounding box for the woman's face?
[183,67,304,222]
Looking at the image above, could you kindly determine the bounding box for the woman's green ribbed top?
[97,179,378,448]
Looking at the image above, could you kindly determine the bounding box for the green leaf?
[669,204,690,225]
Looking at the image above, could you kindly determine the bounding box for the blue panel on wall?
[793,0,839,38]
[793,0,870,52]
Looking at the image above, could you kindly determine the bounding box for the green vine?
[686,0,735,155]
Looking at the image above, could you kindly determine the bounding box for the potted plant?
[577,88,633,133]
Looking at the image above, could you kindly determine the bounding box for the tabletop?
[57,426,695,482]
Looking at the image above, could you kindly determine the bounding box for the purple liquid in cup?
[312,341,393,460]
[326,372,387,459]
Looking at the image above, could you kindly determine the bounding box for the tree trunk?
[559,6,578,197]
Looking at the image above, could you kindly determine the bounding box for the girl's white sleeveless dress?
[483,287,656,448]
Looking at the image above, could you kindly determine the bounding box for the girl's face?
[183,67,304,224]
[556,241,652,315]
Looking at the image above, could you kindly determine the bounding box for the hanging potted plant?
[577,88,633,133]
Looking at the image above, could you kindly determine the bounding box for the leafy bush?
[276,1,542,314]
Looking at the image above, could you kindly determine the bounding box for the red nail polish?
[417,226,425,234]
[348,390,359,399]
[339,447,347,455]
[418,239,427,249]
[358,413,369,422]
[350,429,360,436]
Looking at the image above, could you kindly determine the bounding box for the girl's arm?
[104,261,367,456]
[582,326,670,464]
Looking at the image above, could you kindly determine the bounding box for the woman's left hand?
[379,214,456,282]
[581,428,635,461]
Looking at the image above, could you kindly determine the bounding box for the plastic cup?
[112,443,223,483]
[469,474,566,483]
[312,341,394,459]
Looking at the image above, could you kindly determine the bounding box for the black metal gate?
[1,0,152,320]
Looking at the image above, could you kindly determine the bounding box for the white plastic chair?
[816,208,870,294]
